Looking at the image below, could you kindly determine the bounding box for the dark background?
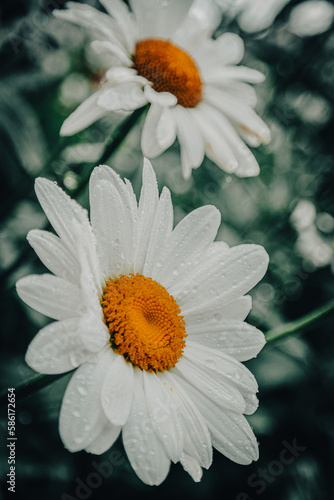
[1,1,334,499]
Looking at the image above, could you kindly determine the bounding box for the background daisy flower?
[208,0,334,35]
[16,159,269,485]
[54,0,271,179]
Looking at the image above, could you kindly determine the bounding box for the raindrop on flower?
[77,385,88,396]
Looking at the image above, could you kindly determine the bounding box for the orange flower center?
[101,274,186,372]
[132,38,203,108]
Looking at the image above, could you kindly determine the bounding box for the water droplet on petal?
[77,385,88,396]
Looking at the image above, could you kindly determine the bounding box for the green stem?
[265,298,334,344]
[58,105,147,197]
[0,372,70,408]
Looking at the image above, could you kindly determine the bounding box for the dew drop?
[205,358,216,370]
[77,385,88,396]
[69,353,79,367]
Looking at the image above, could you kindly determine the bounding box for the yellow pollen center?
[101,274,186,372]
[132,38,203,108]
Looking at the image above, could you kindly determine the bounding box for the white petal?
[184,342,258,395]
[151,205,221,290]
[129,0,193,39]
[54,3,125,46]
[122,370,170,486]
[205,66,265,85]
[85,419,121,455]
[212,33,245,65]
[90,165,137,223]
[172,12,215,53]
[143,371,183,463]
[79,313,109,353]
[16,274,84,321]
[101,356,134,426]
[180,244,269,315]
[91,40,132,67]
[60,89,108,136]
[195,34,244,72]
[163,372,212,468]
[91,181,126,278]
[239,119,271,149]
[209,410,259,464]
[133,159,159,273]
[199,104,260,177]
[167,240,228,298]
[34,178,90,249]
[288,1,334,37]
[187,322,266,361]
[143,187,173,277]
[169,238,230,302]
[185,296,252,327]
[154,106,177,151]
[173,106,205,179]
[185,296,251,328]
[238,0,290,33]
[243,392,259,415]
[221,244,269,300]
[90,168,136,277]
[27,229,80,285]
[180,377,259,464]
[141,104,177,158]
[97,82,148,112]
[104,66,146,84]
[173,0,222,48]
[180,453,202,482]
[99,0,136,52]
[124,178,139,216]
[227,82,258,107]
[204,86,271,145]
[71,220,103,315]
[25,318,93,374]
[192,104,239,173]
[59,348,114,452]
[175,356,246,413]
[238,127,262,148]
[144,85,177,107]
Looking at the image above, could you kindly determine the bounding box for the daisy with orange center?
[17,159,269,485]
[54,0,271,179]
[132,39,203,108]
[102,273,186,372]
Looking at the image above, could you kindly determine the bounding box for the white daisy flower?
[54,0,271,179]
[16,159,269,485]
